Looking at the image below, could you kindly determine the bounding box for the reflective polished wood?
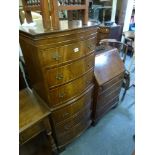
[19,88,57,154]
[92,48,125,124]
[20,20,98,150]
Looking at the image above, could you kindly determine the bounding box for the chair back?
[99,39,128,63]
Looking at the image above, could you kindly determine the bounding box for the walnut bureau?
[19,88,57,155]
[19,20,98,150]
[92,48,125,124]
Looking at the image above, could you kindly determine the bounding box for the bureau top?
[19,20,99,37]
[94,48,125,86]
[19,88,50,133]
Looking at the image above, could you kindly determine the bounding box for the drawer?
[98,27,110,33]
[51,86,93,124]
[56,117,91,146]
[96,96,119,118]
[55,107,91,135]
[48,70,94,108]
[36,27,97,46]
[19,122,44,145]
[97,87,121,106]
[98,73,124,94]
[39,37,96,67]
[46,53,95,88]
[99,79,123,96]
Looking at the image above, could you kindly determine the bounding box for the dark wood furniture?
[21,0,89,30]
[51,0,89,29]
[96,24,122,46]
[19,66,26,90]
[92,48,125,124]
[99,38,128,62]
[19,88,57,154]
[21,0,51,29]
[19,20,98,150]
[122,31,135,56]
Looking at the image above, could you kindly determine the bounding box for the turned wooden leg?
[43,118,58,155]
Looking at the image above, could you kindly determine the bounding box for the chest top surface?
[19,20,99,37]
[19,88,50,133]
[94,48,125,86]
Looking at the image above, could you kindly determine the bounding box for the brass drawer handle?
[52,52,61,61]
[63,112,70,118]
[59,92,65,98]
[64,124,72,130]
[56,73,63,80]
[87,64,90,68]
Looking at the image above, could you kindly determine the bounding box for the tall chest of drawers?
[19,20,98,150]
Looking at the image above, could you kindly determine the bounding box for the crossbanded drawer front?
[99,79,123,96]
[97,87,121,106]
[36,27,97,46]
[48,70,94,108]
[51,86,93,124]
[55,107,91,135]
[46,53,94,88]
[98,73,124,94]
[96,96,119,118]
[56,118,91,146]
[39,37,96,67]
[19,122,44,145]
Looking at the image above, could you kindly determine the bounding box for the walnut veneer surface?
[19,20,98,149]
[96,25,122,47]
[93,48,125,124]
[19,88,57,154]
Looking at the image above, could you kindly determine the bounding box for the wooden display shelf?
[21,0,89,30]
[58,5,86,11]
[24,6,41,11]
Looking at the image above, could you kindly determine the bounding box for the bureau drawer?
[55,107,91,135]
[98,73,124,94]
[48,70,94,108]
[99,79,123,96]
[39,37,96,67]
[97,87,121,106]
[46,53,95,88]
[19,122,44,145]
[56,117,91,146]
[96,96,119,118]
[51,86,93,124]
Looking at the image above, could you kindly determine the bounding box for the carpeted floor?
[60,55,135,155]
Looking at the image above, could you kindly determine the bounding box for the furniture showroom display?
[19,20,98,151]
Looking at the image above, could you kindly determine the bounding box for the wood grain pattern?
[20,21,98,149]
[48,70,94,108]
[40,0,51,30]
[94,49,125,86]
[92,49,125,124]
[45,53,94,88]
[51,85,93,124]
[19,89,50,132]
[19,88,57,154]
